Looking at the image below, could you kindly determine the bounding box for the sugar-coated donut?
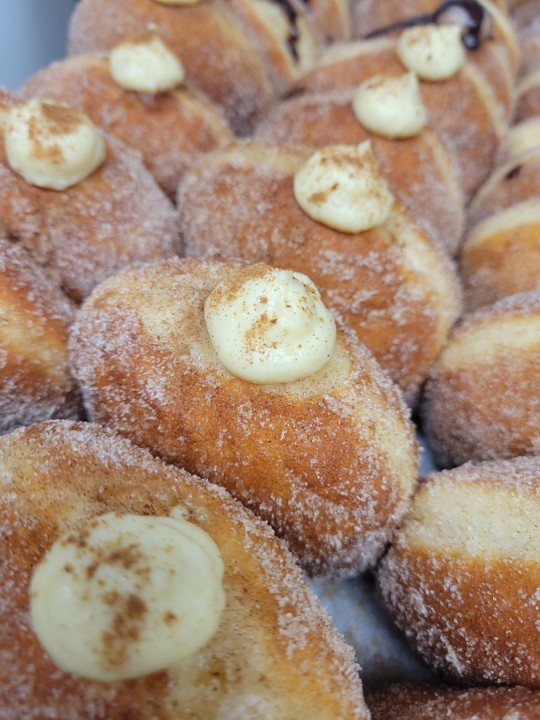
[294,34,513,199]
[178,142,462,403]
[0,419,369,719]
[366,683,540,719]
[352,0,520,76]
[256,88,464,254]
[421,291,540,466]
[68,0,275,134]
[460,198,540,310]
[0,232,80,433]
[0,91,179,302]
[20,52,234,199]
[377,457,540,687]
[69,256,419,578]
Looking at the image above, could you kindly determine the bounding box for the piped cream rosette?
[4,98,106,191]
[109,29,186,94]
[396,24,466,81]
[204,263,336,384]
[30,510,225,682]
[293,142,394,233]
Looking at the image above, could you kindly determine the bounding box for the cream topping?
[204,264,336,384]
[293,142,393,233]
[110,30,185,94]
[30,511,225,681]
[4,98,106,191]
[396,24,466,81]
[352,72,427,139]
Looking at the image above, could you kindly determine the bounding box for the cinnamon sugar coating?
[69,256,419,578]
[294,35,513,200]
[367,683,540,719]
[421,292,540,466]
[377,457,540,687]
[20,53,234,199]
[68,0,276,134]
[0,90,179,303]
[256,88,464,254]
[0,233,80,432]
[177,142,462,404]
[0,420,368,720]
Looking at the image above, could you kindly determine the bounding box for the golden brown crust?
[295,37,510,199]
[177,142,462,403]
[0,420,369,719]
[460,201,540,310]
[20,54,234,199]
[69,256,419,577]
[366,683,540,719]
[377,457,540,687]
[0,91,179,302]
[0,234,80,432]
[256,88,464,254]
[421,292,540,466]
[68,0,276,134]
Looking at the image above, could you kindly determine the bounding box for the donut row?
[0,0,539,717]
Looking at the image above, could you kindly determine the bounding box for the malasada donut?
[256,87,464,254]
[366,683,540,719]
[20,33,234,200]
[0,91,179,302]
[69,257,419,578]
[178,141,462,403]
[0,231,80,433]
[68,0,275,134]
[0,420,369,719]
[421,291,540,467]
[377,456,540,688]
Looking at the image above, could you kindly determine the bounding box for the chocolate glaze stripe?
[364,0,488,51]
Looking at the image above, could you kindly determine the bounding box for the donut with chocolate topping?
[0,419,369,719]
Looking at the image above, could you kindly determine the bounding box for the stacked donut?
[0,0,539,718]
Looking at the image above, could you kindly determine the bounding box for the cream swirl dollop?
[352,72,427,139]
[293,142,393,233]
[110,30,185,94]
[4,98,106,191]
[30,511,225,682]
[396,24,466,81]
[204,264,336,384]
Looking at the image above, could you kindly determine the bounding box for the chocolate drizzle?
[272,0,301,61]
[364,0,490,52]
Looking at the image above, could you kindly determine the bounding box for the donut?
[467,146,540,230]
[460,198,540,310]
[377,456,540,687]
[0,419,369,719]
[0,92,179,302]
[292,29,513,199]
[69,256,419,577]
[352,0,520,77]
[421,291,540,467]
[366,683,540,719]
[256,87,464,254]
[516,68,540,121]
[68,0,275,134]
[177,141,462,403]
[0,231,80,433]
[20,42,234,199]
